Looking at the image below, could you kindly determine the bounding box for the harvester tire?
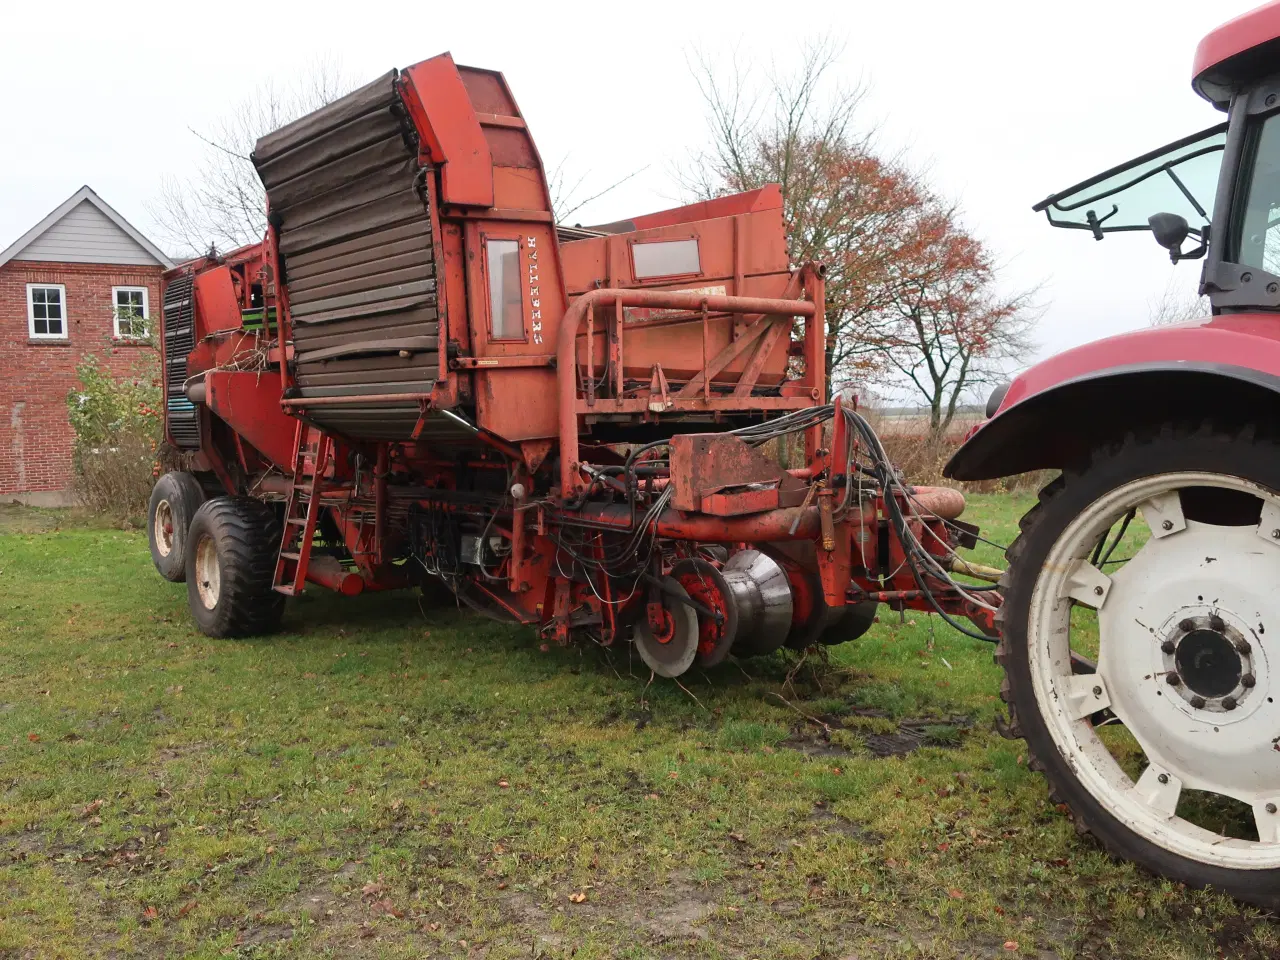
[148,471,206,582]
[184,497,286,638]
[998,422,1280,909]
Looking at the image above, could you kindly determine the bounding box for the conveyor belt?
[253,69,439,439]
[162,273,200,449]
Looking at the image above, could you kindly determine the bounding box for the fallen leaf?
[645,792,660,800]
[166,642,178,649]
[79,799,104,818]
[947,888,964,899]
[427,922,440,932]
[265,845,275,855]
[27,733,39,743]
[568,891,587,903]
[497,780,510,789]
[1003,941,1019,951]
[728,832,745,843]
[496,881,507,890]
[177,900,197,918]
[370,898,403,918]
[141,905,159,922]
[667,772,678,780]
[303,672,317,680]
[362,882,388,897]
[936,843,950,853]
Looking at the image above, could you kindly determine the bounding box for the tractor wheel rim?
[154,500,174,557]
[1030,471,1280,869]
[194,534,221,610]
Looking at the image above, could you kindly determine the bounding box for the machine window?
[1235,112,1280,275]
[112,286,149,339]
[486,239,523,339]
[1035,124,1225,237]
[632,239,701,280]
[27,284,67,338]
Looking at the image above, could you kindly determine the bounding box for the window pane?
[33,302,47,320]
[48,317,63,336]
[47,300,61,319]
[486,239,523,339]
[632,239,701,280]
[32,289,46,305]
[1237,113,1280,274]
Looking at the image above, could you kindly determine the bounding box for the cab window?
[486,238,523,340]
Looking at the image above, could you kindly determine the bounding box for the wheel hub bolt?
[1243,673,1257,688]
[1178,618,1196,632]
[1166,674,1181,687]
[1190,696,1206,709]
[1161,640,1177,655]
[1223,696,1238,711]
[1161,519,1174,531]
[1092,685,1102,697]
[1157,773,1170,784]
[1268,803,1278,814]
[1209,615,1226,633]
[1235,639,1252,656]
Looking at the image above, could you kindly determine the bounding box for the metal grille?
[162,273,200,449]
[253,69,440,440]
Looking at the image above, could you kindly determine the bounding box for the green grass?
[0,495,1271,958]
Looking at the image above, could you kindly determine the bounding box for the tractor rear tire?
[148,471,206,582]
[999,422,1280,909]
[185,497,286,638]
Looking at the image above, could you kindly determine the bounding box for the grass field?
[0,494,1274,959]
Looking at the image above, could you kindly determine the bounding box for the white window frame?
[111,285,150,340]
[27,283,68,340]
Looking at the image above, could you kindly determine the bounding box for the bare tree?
[1149,276,1210,326]
[547,156,650,226]
[853,199,1037,433]
[149,58,352,258]
[684,42,1036,419]
[682,43,934,393]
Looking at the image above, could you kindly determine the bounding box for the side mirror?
[1149,212,1190,255]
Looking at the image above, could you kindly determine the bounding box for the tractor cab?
[1033,1,1280,313]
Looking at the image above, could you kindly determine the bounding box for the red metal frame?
[156,51,993,651]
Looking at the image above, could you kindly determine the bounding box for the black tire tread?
[148,471,207,582]
[185,497,286,638]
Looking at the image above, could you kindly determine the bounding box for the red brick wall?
[0,260,163,496]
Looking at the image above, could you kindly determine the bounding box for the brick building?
[1,186,173,504]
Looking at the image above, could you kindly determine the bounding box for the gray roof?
[0,185,173,269]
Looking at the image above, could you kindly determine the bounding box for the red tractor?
[944,0,1280,908]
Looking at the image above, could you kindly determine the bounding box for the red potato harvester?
[151,5,1280,905]
[149,54,997,676]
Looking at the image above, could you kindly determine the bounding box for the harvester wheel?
[633,578,699,678]
[184,497,286,638]
[148,471,206,582]
[999,422,1280,907]
[671,558,739,667]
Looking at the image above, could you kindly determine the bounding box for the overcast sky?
[0,0,1259,369]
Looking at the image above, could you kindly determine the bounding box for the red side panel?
[994,313,1280,416]
[592,185,783,233]
[204,371,298,468]
[400,53,495,208]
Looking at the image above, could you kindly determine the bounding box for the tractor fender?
[945,313,1280,481]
